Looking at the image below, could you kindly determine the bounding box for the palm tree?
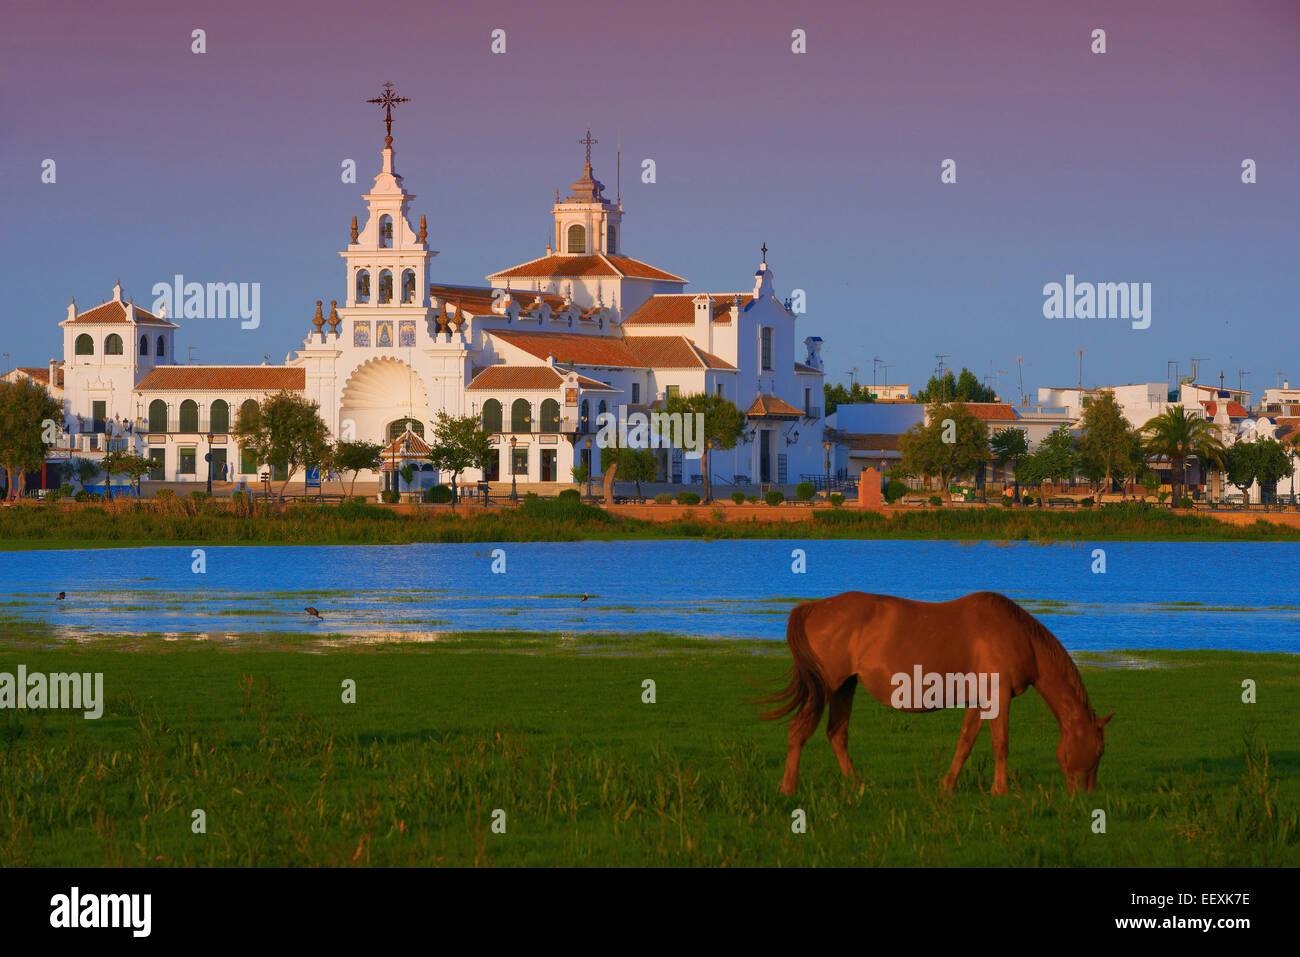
[1140,405,1227,504]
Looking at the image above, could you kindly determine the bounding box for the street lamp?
[205,430,213,496]
[510,435,519,501]
[585,436,593,498]
[823,439,831,492]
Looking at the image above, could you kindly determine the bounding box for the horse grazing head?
[1058,712,1113,792]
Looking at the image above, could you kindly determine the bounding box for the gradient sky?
[4,0,1298,401]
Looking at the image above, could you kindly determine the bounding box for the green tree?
[426,410,493,505]
[1015,426,1077,506]
[104,451,153,497]
[1251,437,1294,504]
[916,368,996,404]
[231,390,332,500]
[0,377,63,498]
[1078,391,1140,496]
[332,440,383,497]
[1140,405,1227,501]
[73,457,101,491]
[662,392,746,503]
[897,401,989,498]
[600,444,657,499]
[823,381,874,415]
[990,427,1029,502]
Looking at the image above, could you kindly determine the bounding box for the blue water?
[0,540,1297,652]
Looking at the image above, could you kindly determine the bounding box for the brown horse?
[760,591,1111,795]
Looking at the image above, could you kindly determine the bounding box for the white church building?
[20,90,827,493]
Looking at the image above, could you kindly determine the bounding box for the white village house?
[13,93,827,494]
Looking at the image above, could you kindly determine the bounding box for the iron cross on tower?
[579,128,598,165]
[367,82,410,146]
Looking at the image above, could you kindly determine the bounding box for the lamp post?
[585,436,593,498]
[510,436,519,501]
[205,431,213,496]
[823,439,831,492]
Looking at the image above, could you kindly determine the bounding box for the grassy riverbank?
[2,497,1299,548]
[0,632,1294,866]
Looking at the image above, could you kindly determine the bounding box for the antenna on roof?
[187,346,198,364]
[617,148,621,206]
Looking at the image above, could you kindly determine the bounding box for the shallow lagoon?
[0,540,1296,652]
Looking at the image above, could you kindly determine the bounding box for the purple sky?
[4,0,1298,400]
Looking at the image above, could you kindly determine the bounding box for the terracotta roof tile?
[623,293,753,325]
[746,394,804,419]
[135,366,305,392]
[63,300,176,326]
[12,365,65,389]
[466,364,622,392]
[379,430,432,458]
[429,283,568,315]
[1202,401,1249,418]
[962,403,1019,421]
[488,254,686,283]
[794,362,820,374]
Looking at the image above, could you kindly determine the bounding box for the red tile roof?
[429,284,569,315]
[1202,401,1249,418]
[490,330,735,371]
[488,254,686,283]
[63,300,176,326]
[12,365,65,389]
[746,394,804,419]
[379,430,432,459]
[466,365,619,392]
[623,293,753,325]
[962,403,1019,421]
[135,366,306,392]
[794,362,821,374]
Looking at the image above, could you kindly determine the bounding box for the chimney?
[66,298,76,321]
[692,294,713,353]
[49,358,58,387]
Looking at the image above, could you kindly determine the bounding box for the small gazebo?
[378,428,433,495]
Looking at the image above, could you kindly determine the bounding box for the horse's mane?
[987,593,1094,717]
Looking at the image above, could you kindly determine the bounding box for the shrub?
[73,491,89,503]
[59,483,74,498]
[795,481,816,502]
[731,491,746,504]
[424,484,453,503]
[746,494,760,503]
[1080,497,1095,508]
[337,498,399,521]
[570,464,589,484]
[1000,495,1014,508]
[1157,491,1170,504]
[379,489,399,504]
[45,489,61,504]
[929,495,943,507]
[1022,494,1035,506]
[676,492,700,505]
[1177,496,1194,509]
[884,480,908,504]
[557,488,581,502]
[231,491,249,511]
[155,488,175,501]
[829,492,844,507]
[654,493,673,504]
[190,490,209,506]
[765,489,785,506]
[519,493,611,523]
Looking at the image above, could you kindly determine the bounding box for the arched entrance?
[339,357,431,443]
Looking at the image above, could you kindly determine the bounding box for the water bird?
[580,594,590,603]
[304,607,324,620]
[57,592,66,600]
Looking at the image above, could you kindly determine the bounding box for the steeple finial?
[761,241,768,265]
[350,215,358,243]
[579,128,598,166]
[366,82,410,148]
[112,279,122,302]
[418,215,427,244]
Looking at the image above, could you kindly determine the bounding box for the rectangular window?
[353,321,370,347]
[512,448,529,475]
[179,447,196,475]
[240,448,258,474]
[717,382,724,397]
[147,449,165,481]
[761,328,773,371]
[92,401,106,433]
[666,384,680,401]
[804,387,811,413]
[631,383,640,405]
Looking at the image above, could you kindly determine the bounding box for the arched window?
[607,225,616,255]
[156,336,166,357]
[379,215,393,248]
[580,399,590,432]
[378,269,393,304]
[540,398,560,433]
[148,399,168,433]
[482,399,502,433]
[139,335,149,356]
[239,399,259,424]
[597,400,608,419]
[75,334,94,356]
[179,399,199,432]
[401,269,416,304]
[210,399,229,433]
[355,269,371,303]
[387,418,424,440]
[566,224,586,253]
[511,398,532,432]
[104,333,123,355]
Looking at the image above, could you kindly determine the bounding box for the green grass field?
[1,634,1294,866]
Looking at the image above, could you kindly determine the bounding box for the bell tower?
[340,83,435,312]
[552,129,623,257]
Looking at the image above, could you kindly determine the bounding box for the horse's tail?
[754,602,827,723]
